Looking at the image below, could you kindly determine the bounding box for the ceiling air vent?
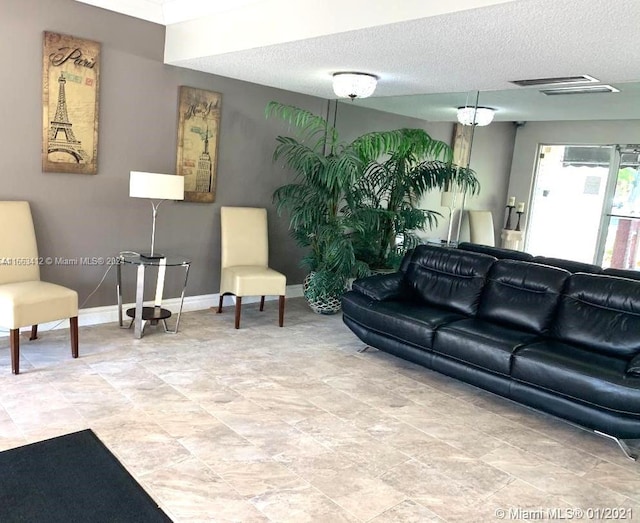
[510,75,598,87]
[540,85,620,96]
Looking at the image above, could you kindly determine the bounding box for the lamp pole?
[147,200,167,259]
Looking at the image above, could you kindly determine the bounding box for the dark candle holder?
[504,205,515,230]
[515,211,524,231]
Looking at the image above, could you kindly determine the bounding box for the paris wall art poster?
[176,86,222,203]
[42,32,100,174]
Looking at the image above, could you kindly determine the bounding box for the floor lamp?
[129,171,184,259]
[441,191,459,246]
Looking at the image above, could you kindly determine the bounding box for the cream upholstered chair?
[217,206,286,329]
[0,202,78,374]
[468,210,496,246]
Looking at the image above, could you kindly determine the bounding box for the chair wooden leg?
[259,296,265,311]
[217,293,224,313]
[235,297,242,329]
[10,329,19,375]
[30,325,38,341]
[279,295,285,327]
[70,316,79,359]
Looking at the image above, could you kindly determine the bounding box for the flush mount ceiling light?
[457,106,496,126]
[332,72,378,100]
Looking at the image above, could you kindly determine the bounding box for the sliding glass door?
[526,145,613,263]
[597,147,640,269]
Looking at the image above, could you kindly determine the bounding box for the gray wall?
[1,0,318,306]
[507,119,640,234]
[464,121,518,242]
[3,0,488,308]
[336,100,454,144]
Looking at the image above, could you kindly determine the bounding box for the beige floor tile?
[325,434,411,477]
[395,409,507,458]
[582,461,640,502]
[293,411,371,446]
[0,417,27,451]
[241,388,326,424]
[482,445,629,509]
[273,449,360,484]
[369,499,442,522]
[92,413,192,475]
[149,406,223,439]
[142,457,270,522]
[217,460,309,497]
[563,430,640,470]
[1,298,638,522]
[179,424,272,472]
[414,439,515,498]
[250,485,360,522]
[309,466,406,521]
[380,459,483,514]
[480,479,573,522]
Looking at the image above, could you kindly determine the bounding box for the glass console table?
[116,253,191,338]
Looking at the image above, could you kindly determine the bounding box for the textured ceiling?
[75,0,640,120]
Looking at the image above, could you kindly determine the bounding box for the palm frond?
[345,128,479,270]
[265,102,338,150]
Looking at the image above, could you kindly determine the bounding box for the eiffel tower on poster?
[48,73,89,163]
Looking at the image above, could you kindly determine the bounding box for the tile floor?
[0,297,639,522]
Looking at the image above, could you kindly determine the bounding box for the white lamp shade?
[333,73,378,99]
[129,171,184,200]
[457,106,495,126]
[441,191,458,208]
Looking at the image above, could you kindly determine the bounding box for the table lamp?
[129,171,184,259]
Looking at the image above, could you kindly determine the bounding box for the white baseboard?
[35,284,304,331]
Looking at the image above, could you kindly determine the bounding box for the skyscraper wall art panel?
[176,86,222,203]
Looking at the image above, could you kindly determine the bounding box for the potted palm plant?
[348,128,480,271]
[266,102,402,313]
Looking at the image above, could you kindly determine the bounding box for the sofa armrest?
[352,272,411,302]
[627,353,640,376]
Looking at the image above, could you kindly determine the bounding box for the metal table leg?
[164,263,190,334]
[134,263,146,338]
[117,259,125,328]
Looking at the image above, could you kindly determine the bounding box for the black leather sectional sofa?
[342,244,640,458]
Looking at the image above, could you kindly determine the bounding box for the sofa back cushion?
[531,256,602,274]
[458,242,535,262]
[478,260,570,334]
[399,248,414,273]
[603,267,640,281]
[551,273,640,357]
[404,245,495,315]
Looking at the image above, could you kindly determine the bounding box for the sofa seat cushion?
[512,341,640,416]
[341,291,464,350]
[433,318,539,376]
